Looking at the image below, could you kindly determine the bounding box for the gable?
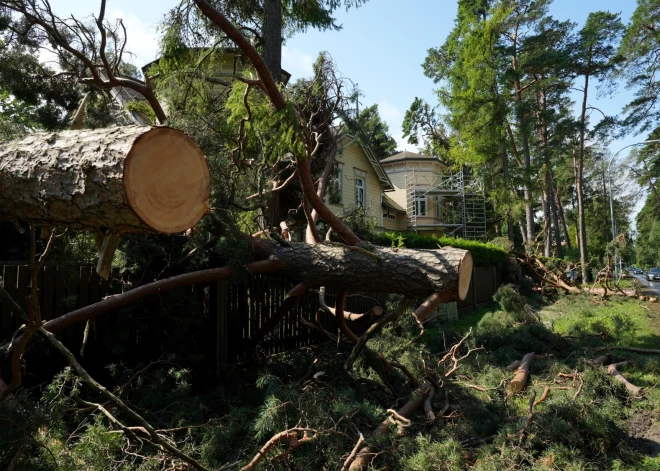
[336,134,393,191]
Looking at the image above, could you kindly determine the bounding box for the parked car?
[647,268,660,281]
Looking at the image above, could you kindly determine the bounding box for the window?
[327,164,343,205]
[383,213,396,220]
[413,196,427,216]
[355,173,366,208]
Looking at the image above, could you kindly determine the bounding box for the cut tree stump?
[0,126,210,234]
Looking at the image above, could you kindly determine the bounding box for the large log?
[0,126,210,234]
[263,242,473,299]
[41,243,472,334]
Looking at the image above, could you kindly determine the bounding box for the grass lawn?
[421,291,660,470]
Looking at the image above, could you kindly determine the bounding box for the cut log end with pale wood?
[457,250,473,301]
[0,126,210,234]
[510,352,536,392]
[123,127,210,233]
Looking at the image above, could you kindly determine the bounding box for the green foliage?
[619,0,660,133]
[340,206,379,241]
[5,293,660,470]
[400,436,465,470]
[493,283,530,316]
[635,193,660,268]
[225,82,304,165]
[343,104,397,159]
[489,236,514,252]
[371,231,509,267]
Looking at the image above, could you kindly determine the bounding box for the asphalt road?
[630,273,660,297]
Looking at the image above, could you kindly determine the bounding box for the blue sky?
[48,0,639,150]
[47,0,646,217]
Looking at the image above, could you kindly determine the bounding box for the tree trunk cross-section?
[0,126,210,233]
[263,243,473,300]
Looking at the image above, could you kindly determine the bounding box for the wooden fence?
[1,263,505,373]
[0,264,121,347]
[209,275,388,371]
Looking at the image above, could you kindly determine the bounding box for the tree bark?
[262,0,283,83]
[0,126,210,234]
[41,243,472,335]
[607,361,642,396]
[511,33,535,244]
[549,172,563,257]
[510,352,536,392]
[555,181,571,249]
[263,243,473,299]
[348,381,433,470]
[577,69,591,282]
[500,137,515,243]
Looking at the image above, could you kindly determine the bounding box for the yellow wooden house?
[323,134,396,230]
[380,151,451,235]
[379,151,486,239]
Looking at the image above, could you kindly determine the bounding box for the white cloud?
[392,131,408,152]
[282,46,314,80]
[378,99,402,124]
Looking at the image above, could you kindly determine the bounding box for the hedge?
[371,232,509,268]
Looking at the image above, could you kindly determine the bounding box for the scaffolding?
[404,168,487,241]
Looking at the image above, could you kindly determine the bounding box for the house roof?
[141,48,291,85]
[380,151,443,165]
[382,193,405,213]
[336,132,394,191]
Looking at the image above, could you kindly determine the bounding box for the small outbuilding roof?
[382,193,406,213]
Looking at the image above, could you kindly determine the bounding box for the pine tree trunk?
[555,183,571,250]
[500,138,515,243]
[512,51,534,244]
[262,0,283,83]
[543,187,551,257]
[577,71,591,283]
[538,88,552,258]
[0,126,210,234]
[43,243,474,334]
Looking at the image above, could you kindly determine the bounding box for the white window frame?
[355,169,366,208]
[413,196,427,216]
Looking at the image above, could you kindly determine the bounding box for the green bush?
[371,231,509,267]
[493,284,527,314]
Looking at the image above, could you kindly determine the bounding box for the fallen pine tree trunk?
[259,242,473,300]
[40,242,472,334]
[0,126,210,234]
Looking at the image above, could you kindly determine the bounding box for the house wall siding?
[382,212,407,231]
[381,159,448,233]
[323,141,385,228]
